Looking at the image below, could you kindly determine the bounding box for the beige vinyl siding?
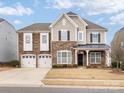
[69,16,86,44]
[86,30,106,44]
[52,16,76,41]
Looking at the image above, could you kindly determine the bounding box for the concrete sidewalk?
[42,79,124,87]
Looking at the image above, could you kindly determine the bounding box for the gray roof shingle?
[0,18,5,23]
[83,19,107,30]
[18,23,51,31]
[73,44,110,49]
[66,11,77,15]
[67,11,107,30]
[18,11,107,32]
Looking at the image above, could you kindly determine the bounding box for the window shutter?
[67,31,70,40]
[59,31,61,41]
[98,33,100,43]
[90,33,92,43]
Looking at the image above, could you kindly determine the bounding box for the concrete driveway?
[0,68,50,86]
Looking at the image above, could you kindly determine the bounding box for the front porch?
[74,44,110,67]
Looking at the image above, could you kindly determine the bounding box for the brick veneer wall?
[18,32,51,56]
[51,41,77,65]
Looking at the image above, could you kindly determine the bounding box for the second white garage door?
[38,54,52,68]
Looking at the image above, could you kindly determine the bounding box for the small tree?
[111,37,124,69]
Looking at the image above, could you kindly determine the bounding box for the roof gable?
[50,13,78,28]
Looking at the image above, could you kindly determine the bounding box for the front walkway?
[0,68,50,86]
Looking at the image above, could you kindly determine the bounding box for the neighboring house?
[17,12,110,68]
[0,18,17,63]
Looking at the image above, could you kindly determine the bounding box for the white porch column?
[86,50,89,66]
[105,50,110,67]
[75,49,78,64]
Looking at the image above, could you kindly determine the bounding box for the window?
[23,33,32,51]
[61,31,67,41]
[91,32,100,43]
[90,52,101,64]
[40,33,49,51]
[25,35,30,44]
[78,31,84,41]
[42,35,47,44]
[59,30,70,41]
[57,50,72,64]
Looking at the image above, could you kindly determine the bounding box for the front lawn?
[44,68,124,80]
[42,68,124,86]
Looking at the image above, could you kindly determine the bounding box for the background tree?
[111,36,124,69]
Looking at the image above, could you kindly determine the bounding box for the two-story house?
[17,12,110,68]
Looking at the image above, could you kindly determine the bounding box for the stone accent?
[52,41,77,65]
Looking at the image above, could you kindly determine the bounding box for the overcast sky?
[0,0,124,44]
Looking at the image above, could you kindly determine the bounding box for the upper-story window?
[90,32,100,43]
[40,33,49,51]
[23,33,32,51]
[25,35,30,44]
[78,31,84,41]
[58,30,70,41]
[42,35,47,44]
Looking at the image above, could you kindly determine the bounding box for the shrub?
[73,64,78,68]
[111,62,120,68]
[67,64,73,68]
[52,64,78,68]
[121,62,124,70]
[7,60,20,67]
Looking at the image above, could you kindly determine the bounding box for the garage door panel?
[21,55,36,68]
[38,55,52,68]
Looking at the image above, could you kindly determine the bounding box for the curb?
[0,84,43,87]
[43,85,124,89]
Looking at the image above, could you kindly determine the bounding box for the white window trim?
[60,30,68,41]
[78,31,84,41]
[57,50,72,64]
[90,52,101,64]
[92,32,99,44]
[40,33,49,51]
[23,33,33,51]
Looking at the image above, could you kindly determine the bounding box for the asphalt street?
[0,86,123,93]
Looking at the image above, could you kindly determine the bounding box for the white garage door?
[21,54,36,68]
[38,54,52,68]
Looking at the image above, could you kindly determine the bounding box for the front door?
[78,54,83,66]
